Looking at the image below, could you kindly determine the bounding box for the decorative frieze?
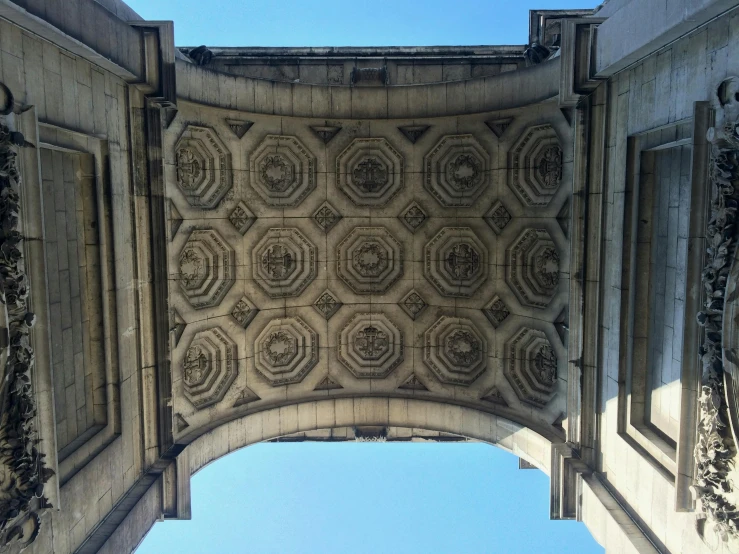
[182,327,238,408]
[423,316,487,386]
[336,138,404,207]
[337,227,404,294]
[174,125,233,209]
[254,317,319,386]
[338,312,404,379]
[250,135,316,207]
[252,228,317,298]
[178,229,236,309]
[424,227,488,298]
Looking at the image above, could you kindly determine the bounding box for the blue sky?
[129,0,603,552]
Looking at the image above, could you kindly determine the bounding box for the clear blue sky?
[129,1,603,552]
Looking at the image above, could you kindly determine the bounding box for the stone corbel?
[558,18,605,108]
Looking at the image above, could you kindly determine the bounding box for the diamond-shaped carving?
[251,135,316,207]
[336,138,404,207]
[483,200,512,235]
[313,290,342,320]
[312,201,343,233]
[423,316,487,386]
[398,200,428,233]
[337,227,404,294]
[508,124,563,208]
[174,125,233,209]
[424,227,488,298]
[182,326,238,408]
[504,327,558,407]
[178,229,236,309]
[254,316,319,386]
[506,228,560,309]
[482,295,510,328]
[338,312,404,379]
[398,125,430,144]
[230,296,259,329]
[424,134,489,207]
[252,228,317,298]
[399,289,427,320]
[228,201,256,235]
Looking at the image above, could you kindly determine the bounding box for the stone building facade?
[0,0,738,552]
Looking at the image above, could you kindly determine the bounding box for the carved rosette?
[506,228,560,309]
[424,227,488,298]
[250,135,316,207]
[182,327,238,409]
[398,200,428,233]
[254,316,319,385]
[174,125,233,209]
[178,229,236,309]
[338,313,404,378]
[483,200,512,235]
[337,227,404,294]
[508,124,563,208]
[423,316,487,386]
[252,228,317,298]
[504,327,557,407]
[336,138,404,207]
[424,134,489,207]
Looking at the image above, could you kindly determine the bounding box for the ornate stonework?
[336,138,404,206]
[313,289,342,320]
[424,227,488,298]
[230,296,258,329]
[174,125,233,209]
[254,316,319,385]
[508,124,563,208]
[178,229,236,309]
[228,201,256,235]
[424,316,487,386]
[399,289,428,320]
[504,327,557,407]
[482,295,510,328]
[398,200,428,233]
[424,134,489,207]
[312,201,343,233]
[483,200,512,235]
[506,228,559,309]
[252,228,317,298]
[250,135,316,207]
[338,313,404,378]
[182,327,238,409]
[337,227,404,294]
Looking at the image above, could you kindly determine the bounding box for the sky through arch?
[129,0,603,552]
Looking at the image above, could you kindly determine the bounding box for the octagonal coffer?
[338,312,404,379]
[504,327,558,407]
[182,327,238,409]
[506,228,560,309]
[424,134,490,207]
[337,227,404,294]
[336,138,404,207]
[252,228,317,298]
[174,125,233,209]
[250,135,317,207]
[507,124,563,208]
[423,316,487,386]
[424,227,489,298]
[178,229,236,309]
[254,316,319,386]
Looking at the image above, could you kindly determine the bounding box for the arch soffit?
[174,57,561,119]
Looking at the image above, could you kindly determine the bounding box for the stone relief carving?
[336,138,404,207]
[310,125,341,144]
[230,296,258,329]
[485,117,513,139]
[312,201,343,233]
[250,135,316,207]
[424,227,488,298]
[313,290,342,320]
[694,76,739,545]
[424,134,489,207]
[178,229,236,309]
[398,125,430,144]
[0,123,53,551]
[483,200,512,235]
[423,316,487,386]
[182,327,238,409]
[338,313,403,379]
[399,289,428,320]
[252,228,317,298]
[337,227,404,294]
[504,327,557,407]
[254,317,318,386]
[482,295,510,328]
[398,200,428,233]
[228,201,256,236]
[508,124,563,208]
[174,125,233,209]
[506,228,560,309]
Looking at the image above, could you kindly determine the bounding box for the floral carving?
[182,327,237,408]
[251,135,316,208]
[337,227,403,294]
[399,289,427,320]
[338,313,403,378]
[337,138,404,207]
[537,145,563,189]
[399,201,427,233]
[255,317,318,385]
[424,134,489,207]
[508,124,563,208]
[228,202,256,236]
[174,125,232,209]
[312,201,342,233]
[445,243,480,280]
[264,331,297,366]
[423,316,487,386]
[178,229,235,309]
[352,157,388,193]
[259,155,293,192]
[252,228,317,298]
[445,330,481,367]
[230,296,258,329]
[535,247,560,288]
[261,244,294,280]
[352,242,388,278]
[482,295,510,328]
[506,228,559,309]
[354,325,390,359]
[447,154,482,191]
[504,327,558,407]
[179,248,204,288]
[484,200,512,235]
[424,227,488,298]
[176,147,203,190]
[313,290,342,320]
